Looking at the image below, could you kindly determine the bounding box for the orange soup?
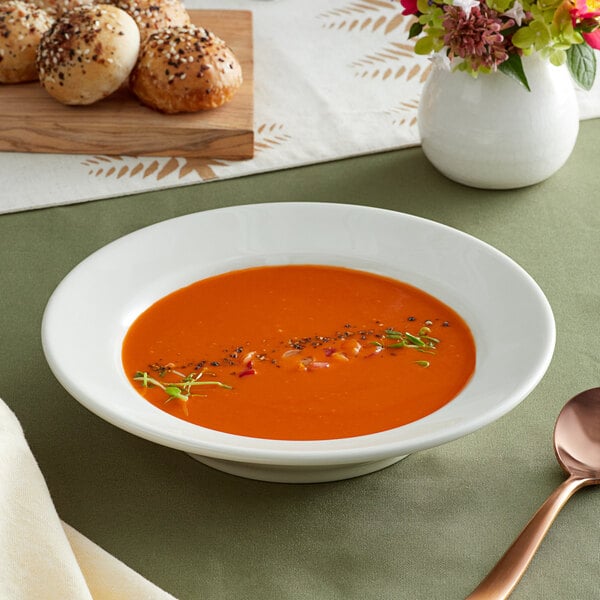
[122,265,476,440]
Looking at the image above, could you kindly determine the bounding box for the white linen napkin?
[0,397,177,600]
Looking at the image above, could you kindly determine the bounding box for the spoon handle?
[466,476,589,599]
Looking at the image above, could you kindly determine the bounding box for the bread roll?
[37,4,140,105]
[106,0,190,41]
[0,0,53,83]
[129,24,243,113]
[24,0,90,19]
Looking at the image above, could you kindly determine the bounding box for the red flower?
[400,0,419,15]
[582,29,600,47]
[571,0,600,48]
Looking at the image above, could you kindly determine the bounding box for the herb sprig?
[374,326,439,351]
[133,369,232,407]
[370,326,439,366]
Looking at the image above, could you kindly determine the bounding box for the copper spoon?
[466,387,600,599]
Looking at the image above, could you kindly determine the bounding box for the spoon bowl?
[554,388,600,480]
[467,387,600,599]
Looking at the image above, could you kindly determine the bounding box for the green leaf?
[498,54,531,91]
[416,0,430,13]
[408,22,423,39]
[414,35,435,55]
[566,43,597,91]
[165,385,185,398]
[511,27,534,50]
[549,48,567,67]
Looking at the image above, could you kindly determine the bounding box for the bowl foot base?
[186,453,409,483]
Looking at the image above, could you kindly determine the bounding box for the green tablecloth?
[1,121,599,599]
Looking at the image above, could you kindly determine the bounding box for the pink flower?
[400,0,419,15]
[571,0,600,48]
[582,29,600,47]
[442,3,516,70]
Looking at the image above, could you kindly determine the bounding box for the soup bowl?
[42,203,555,483]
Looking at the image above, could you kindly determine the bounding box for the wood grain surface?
[0,10,254,159]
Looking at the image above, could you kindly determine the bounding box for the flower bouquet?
[401,0,600,90]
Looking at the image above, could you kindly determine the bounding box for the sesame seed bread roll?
[129,24,243,114]
[105,0,190,42]
[0,0,53,83]
[25,0,91,20]
[36,4,140,105]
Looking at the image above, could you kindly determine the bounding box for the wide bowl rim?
[41,202,556,466]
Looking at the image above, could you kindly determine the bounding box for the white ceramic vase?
[417,55,580,189]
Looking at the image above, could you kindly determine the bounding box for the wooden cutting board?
[0,10,253,159]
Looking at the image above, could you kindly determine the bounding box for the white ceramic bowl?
[42,203,555,483]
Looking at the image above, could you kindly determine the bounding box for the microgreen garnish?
[382,328,439,354]
[404,332,426,347]
[133,370,232,405]
[132,322,441,402]
[164,386,188,402]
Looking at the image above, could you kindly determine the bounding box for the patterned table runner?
[1,0,599,213]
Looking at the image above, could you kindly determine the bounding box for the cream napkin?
[0,397,177,600]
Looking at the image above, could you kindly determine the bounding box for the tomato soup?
[122,265,476,440]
